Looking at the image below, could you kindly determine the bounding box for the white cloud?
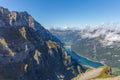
[81,25,120,46]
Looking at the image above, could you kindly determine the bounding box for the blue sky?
[0,0,120,28]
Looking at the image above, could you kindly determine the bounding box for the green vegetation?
[72,69,79,77]
[72,66,116,80]
[64,41,72,46]
[46,40,58,52]
[112,67,120,75]
[0,38,15,56]
[34,50,42,64]
[19,27,27,39]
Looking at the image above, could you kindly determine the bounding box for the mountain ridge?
[0,6,85,80]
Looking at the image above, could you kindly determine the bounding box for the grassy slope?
[72,66,118,80]
[112,67,120,75]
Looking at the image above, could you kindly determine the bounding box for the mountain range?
[0,6,120,80]
[50,26,120,75]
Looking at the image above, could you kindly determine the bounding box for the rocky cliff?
[0,7,85,80]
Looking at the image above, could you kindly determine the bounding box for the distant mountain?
[0,7,86,80]
[50,29,80,46]
[50,27,120,75]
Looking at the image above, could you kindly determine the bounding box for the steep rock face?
[0,7,85,80]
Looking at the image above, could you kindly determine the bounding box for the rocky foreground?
[73,66,120,80]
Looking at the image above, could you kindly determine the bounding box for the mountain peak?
[0,6,9,15]
[0,6,35,28]
[0,6,83,80]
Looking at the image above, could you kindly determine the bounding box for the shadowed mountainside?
[0,7,85,80]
